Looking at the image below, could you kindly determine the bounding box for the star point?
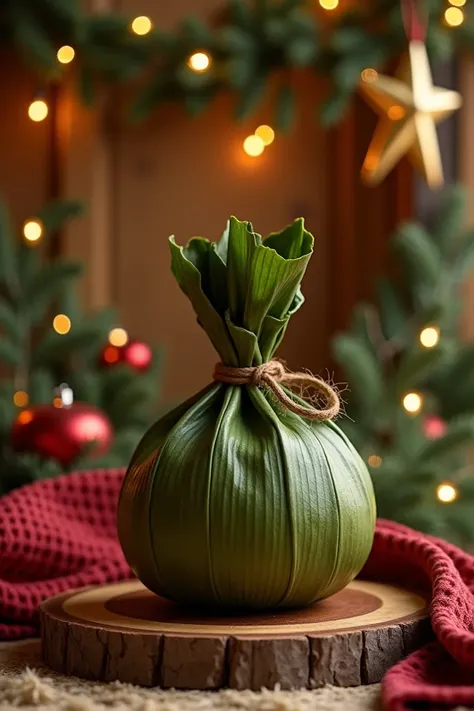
[359,40,462,189]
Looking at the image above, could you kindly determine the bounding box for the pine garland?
[2,0,472,127]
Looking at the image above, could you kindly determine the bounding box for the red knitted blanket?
[0,468,473,710]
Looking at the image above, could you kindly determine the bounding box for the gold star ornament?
[360,40,462,189]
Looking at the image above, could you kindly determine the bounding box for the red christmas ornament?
[11,398,113,467]
[423,415,446,440]
[101,339,152,372]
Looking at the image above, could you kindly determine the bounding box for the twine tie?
[213,360,340,422]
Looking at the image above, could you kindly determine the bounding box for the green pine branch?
[1,0,466,124]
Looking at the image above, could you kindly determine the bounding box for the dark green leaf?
[274,85,295,132]
[0,298,20,341]
[37,200,83,234]
[0,338,22,367]
[29,369,55,404]
[235,75,267,120]
[285,36,316,66]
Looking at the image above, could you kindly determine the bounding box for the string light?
[402,392,423,414]
[28,99,48,122]
[57,45,75,64]
[436,482,458,503]
[187,52,211,72]
[368,455,382,468]
[103,345,120,364]
[419,326,440,348]
[319,0,339,9]
[23,219,43,243]
[387,105,405,120]
[255,125,275,146]
[444,6,464,25]
[17,410,33,425]
[53,314,71,335]
[449,0,466,6]
[130,16,153,35]
[361,68,378,83]
[13,391,28,408]
[243,135,265,157]
[108,327,128,347]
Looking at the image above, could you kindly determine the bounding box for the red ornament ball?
[423,415,447,440]
[101,339,153,372]
[11,402,113,467]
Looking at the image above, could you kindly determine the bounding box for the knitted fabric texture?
[0,469,473,710]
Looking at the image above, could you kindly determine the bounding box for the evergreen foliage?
[0,199,162,495]
[332,185,474,546]
[2,0,473,128]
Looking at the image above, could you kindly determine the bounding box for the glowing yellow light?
[187,51,211,72]
[319,0,339,8]
[53,314,71,335]
[130,15,153,35]
[109,327,129,347]
[402,392,423,414]
[255,125,275,146]
[388,105,405,120]
[361,68,378,83]
[13,391,29,407]
[23,219,43,243]
[444,6,464,25]
[368,455,382,468]
[57,45,75,64]
[449,0,466,6]
[28,99,48,122]
[53,397,63,408]
[243,135,265,157]
[419,326,440,349]
[437,482,458,503]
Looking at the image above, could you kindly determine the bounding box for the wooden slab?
[40,579,431,690]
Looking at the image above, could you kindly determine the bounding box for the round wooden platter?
[40,579,431,691]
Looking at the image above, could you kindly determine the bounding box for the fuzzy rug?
[0,640,382,711]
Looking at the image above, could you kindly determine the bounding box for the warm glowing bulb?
[23,219,43,243]
[437,482,458,503]
[243,135,265,157]
[53,314,71,335]
[57,45,75,64]
[187,51,211,72]
[361,68,378,83]
[53,397,63,408]
[109,327,129,347]
[319,0,339,9]
[402,392,423,414]
[368,455,382,468]
[444,6,464,25]
[13,391,28,407]
[28,99,48,122]
[103,345,120,364]
[255,125,275,146]
[130,16,153,35]
[419,326,440,349]
[449,0,466,6]
[387,105,405,120]
[17,410,33,425]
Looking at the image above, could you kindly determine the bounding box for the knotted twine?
[213,359,340,421]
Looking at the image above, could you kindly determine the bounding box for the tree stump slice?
[40,579,431,690]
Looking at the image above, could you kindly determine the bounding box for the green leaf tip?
[168,217,315,365]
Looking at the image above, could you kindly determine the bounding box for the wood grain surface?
[40,579,431,690]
